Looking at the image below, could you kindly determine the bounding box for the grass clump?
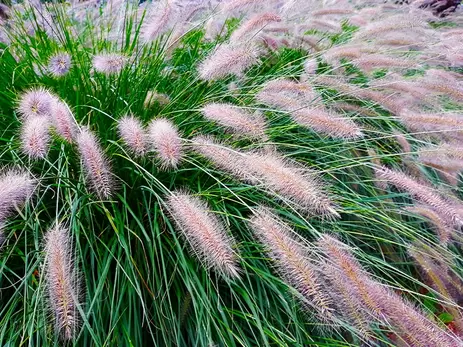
[0,0,462,346]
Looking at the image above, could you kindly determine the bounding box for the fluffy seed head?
[193,136,338,217]
[192,135,255,181]
[92,53,127,75]
[48,52,72,77]
[319,235,459,346]
[248,152,339,217]
[399,111,463,143]
[166,191,240,278]
[249,207,334,318]
[291,108,363,140]
[51,100,77,143]
[76,128,113,199]
[17,87,55,118]
[201,103,267,139]
[141,1,175,42]
[147,118,183,169]
[198,43,260,81]
[406,205,453,245]
[375,166,463,227]
[0,169,37,222]
[20,116,51,159]
[230,12,281,43]
[144,90,170,108]
[221,0,267,12]
[117,115,147,157]
[44,223,80,341]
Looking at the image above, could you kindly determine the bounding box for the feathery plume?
[20,116,51,159]
[230,12,281,42]
[198,43,260,81]
[249,152,339,217]
[375,166,463,227]
[354,14,427,39]
[249,207,334,318]
[255,79,314,112]
[51,100,77,143]
[144,90,170,108]
[166,191,240,278]
[92,53,127,75]
[44,223,80,341]
[117,115,147,157]
[147,118,183,169]
[417,148,463,186]
[353,54,414,73]
[0,169,36,222]
[394,132,412,154]
[193,136,338,217]
[399,111,463,143]
[201,103,267,139]
[319,235,460,346]
[405,205,453,245]
[221,0,267,13]
[192,135,255,181]
[409,243,463,332]
[17,87,55,119]
[141,1,175,42]
[76,128,113,199]
[291,108,363,140]
[48,52,72,77]
[421,77,463,103]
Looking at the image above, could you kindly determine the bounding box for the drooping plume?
[248,151,339,217]
[17,87,55,118]
[193,136,338,218]
[375,166,463,227]
[20,116,51,159]
[405,205,453,245]
[147,118,183,169]
[51,100,77,143]
[76,128,113,199]
[198,43,260,81]
[318,235,460,346]
[144,90,170,108]
[92,53,127,75]
[201,103,267,139]
[48,52,72,77]
[44,223,80,341]
[230,12,281,43]
[117,115,147,157]
[141,1,175,42]
[192,135,254,181]
[166,191,240,278]
[0,169,37,222]
[249,207,334,319]
[291,108,363,140]
[399,111,463,143]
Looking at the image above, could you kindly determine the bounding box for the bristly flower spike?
[44,223,81,341]
[20,116,51,159]
[198,43,260,81]
[147,118,183,169]
[76,128,113,199]
[92,53,127,75]
[117,115,147,157]
[166,191,240,278]
[17,87,55,119]
[0,168,37,222]
[201,103,267,139]
[51,100,77,143]
[249,207,334,319]
[48,52,72,77]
